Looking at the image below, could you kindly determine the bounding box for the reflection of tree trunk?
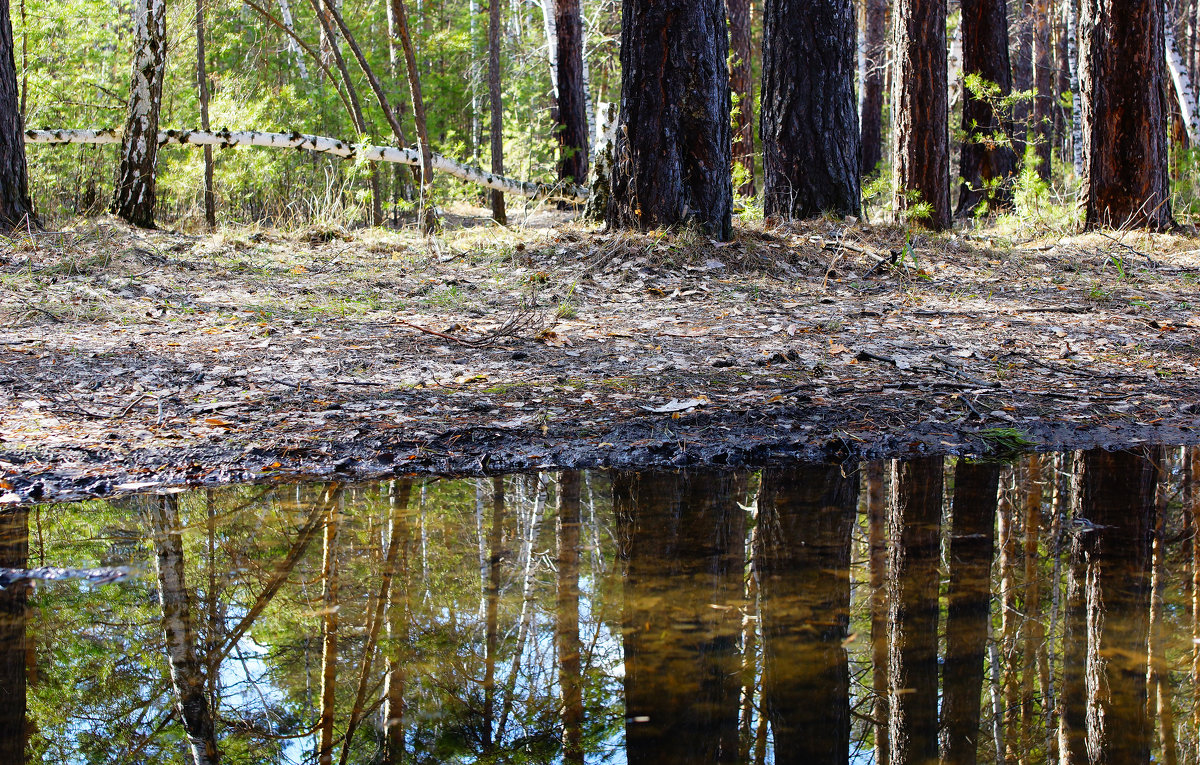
[0,507,29,763]
[557,471,584,765]
[865,460,890,765]
[616,471,744,765]
[757,464,856,764]
[941,460,1000,765]
[317,494,341,765]
[997,470,1020,763]
[1021,456,1044,763]
[150,496,220,765]
[382,480,414,765]
[887,456,943,765]
[1061,448,1156,764]
[1059,453,1087,765]
[483,476,505,752]
[1148,458,1177,765]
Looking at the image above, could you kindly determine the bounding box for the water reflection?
[3,446,1198,764]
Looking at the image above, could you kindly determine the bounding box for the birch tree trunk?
[112,0,168,228]
[276,0,310,79]
[1166,27,1200,146]
[0,0,35,231]
[1066,0,1083,176]
[150,496,220,765]
[317,496,340,765]
[195,0,216,228]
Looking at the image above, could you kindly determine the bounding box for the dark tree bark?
[553,0,588,186]
[487,0,507,223]
[1079,0,1173,229]
[1059,449,1156,763]
[482,476,505,751]
[860,0,889,176]
[1012,2,1033,155]
[1031,0,1054,179]
[887,456,943,765]
[112,0,168,229]
[941,461,1000,765]
[606,0,733,239]
[756,464,857,764]
[892,0,951,229]
[195,0,215,227]
[0,0,34,230]
[556,472,584,765]
[615,470,744,765]
[0,508,28,764]
[956,0,1018,216]
[727,0,755,196]
[760,0,860,218]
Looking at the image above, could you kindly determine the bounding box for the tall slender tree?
[553,0,588,186]
[195,0,216,228]
[727,0,755,196]
[488,0,507,223]
[0,0,35,230]
[1031,0,1054,179]
[891,0,951,228]
[112,0,168,228]
[0,508,28,764]
[956,0,1018,215]
[860,0,889,176]
[1079,0,1172,228]
[760,0,860,218]
[606,0,733,239]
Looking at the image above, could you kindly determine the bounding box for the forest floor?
[2,206,1200,502]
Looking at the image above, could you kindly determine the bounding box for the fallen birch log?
[25,128,588,204]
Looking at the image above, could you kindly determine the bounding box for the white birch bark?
[276,0,310,79]
[112,0,168,227]
[26,128,588,202]
[1167,28,1200,145]
[541,0,558,97]
[1067,0,1083,176]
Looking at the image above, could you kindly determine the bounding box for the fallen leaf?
[640,397,709,413]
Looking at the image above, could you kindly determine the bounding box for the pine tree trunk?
[892,0,951,229]
[111,0,167,229]
[0,0,34,230]
[195,0,216,228]
[488,0,507,223]
[381,480,413,764]
[757,465,856,764]
[761,0,860,218]
[727,0,755,196]
[942,461,1000,765]
[607,0,733,239]
[553,0,588,186]
[391,0,442,232]
[1012,1,1034,155]
[860,0,889,176]
[887,456,943,765]
[317,498,340,765]
[1032,0,1054,179]
[1079,0,1173,229]
[866,461,891,765]
[0,508,28,765]
[956,0,1018,216]
[556,472,584,765]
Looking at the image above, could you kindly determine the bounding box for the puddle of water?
[0,446,1194,763]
